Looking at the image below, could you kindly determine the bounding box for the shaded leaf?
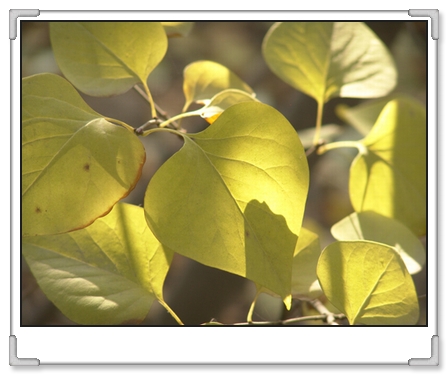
[144,102,309,301]
[262,22,397,105]
[22,203,174,325]
[182,60,255,111]
[162,22,194,37]
[22,73,145,236]
[317,241,419,325]
[349,97,426,236]
[50,22,167,96]
[258,227,323,303]
[331,212,425,275]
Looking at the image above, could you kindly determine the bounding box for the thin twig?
[308,299,340,325]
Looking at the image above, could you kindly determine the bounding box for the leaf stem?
[158,110,200,129]
[142,82,157,119]
[158,300,184,326]
[247,289,262,323]
[317,140,367,155]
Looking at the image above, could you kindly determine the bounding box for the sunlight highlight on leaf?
[262,22,397,105]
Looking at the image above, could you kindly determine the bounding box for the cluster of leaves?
[22,21,426,326]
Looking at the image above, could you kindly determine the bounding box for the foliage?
[22,21,426,326]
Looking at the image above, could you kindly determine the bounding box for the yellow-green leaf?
[317,241,419,325]
[182,60,255,111]
[331,212,426,275]
[162,22,194,37]
[50,22,167,96]
[22,203,174,325]
[22,73,145,236]
[262,22,397,105]
[349,97,426,236]
[144,102,309,301]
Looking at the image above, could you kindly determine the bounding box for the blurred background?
[21,21,427,326]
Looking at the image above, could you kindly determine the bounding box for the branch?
[308,298,341,325]
[202,312,346,326]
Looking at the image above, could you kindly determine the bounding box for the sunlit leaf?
[349,97,426,236]
[22,203,174,325]
[182,60,255,111]
[22,73,145,236]
[144,102,309,301]
[336,96,402,136]
[162,22,194,37]
[331,212,425,275]
[262,22,397,105]
[50,22,167,96]
[317,241,419,325]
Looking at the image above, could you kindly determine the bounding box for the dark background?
[21,21,428,326]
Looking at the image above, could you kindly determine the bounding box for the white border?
[11,10,437,365]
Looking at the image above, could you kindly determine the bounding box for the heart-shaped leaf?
[22,203,175,325]
[349,96,426,236]
[22,73,145,236]
[50,22,167,96]
[182,60,255,111]
[317,241,419,325]
[263,22,397,105]
[144,102,309,301]
[331,212,426,275]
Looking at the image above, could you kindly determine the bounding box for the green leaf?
[262,22,397,105]
[331,212,426,275]
[49,22,167,96]
[144,102,309,301]
[22,73,145,236]
[182,60,255,111]
[316,241,419,325]
[349,97,426,236]
[162,22,194,37]
[22,203,174,325]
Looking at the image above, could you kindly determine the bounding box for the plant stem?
[308,299,340,325]
[246,289,262,323]
[317,140,367,155]
[312,100,324,147]
[158,300,184,326]
[203,313,346,326]
[142,82,157,119]
[158,111,200,129]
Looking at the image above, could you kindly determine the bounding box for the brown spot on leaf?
[245,230,250,237]
[83,163,90,171]
[35,207,42,214]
